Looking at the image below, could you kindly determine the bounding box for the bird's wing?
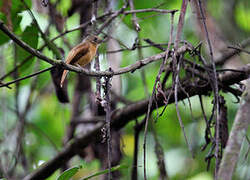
[61,41,90,87]
[65,42,89,65]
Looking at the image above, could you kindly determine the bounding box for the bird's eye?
[94,37,98,41]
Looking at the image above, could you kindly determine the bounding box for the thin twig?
[95,3,128,35]
[128,0,148,96]
[199,95,213,150]
[94,2,102,107]
[0,56,32,81]
[228,46,250,54]
[172,0,192,155]
[174,55,193,155]
[197,0,220,176]
[150,118,168,179]
[47,8,178,43]
[215,38,250,65]
[0,20,59,65]
[107,42,169,53]
[94,52,102,101]
[0,67,54,88]
[143,11,175,180]
[174,0,188,49]
[129,0,140,31]
[124,8,178,15]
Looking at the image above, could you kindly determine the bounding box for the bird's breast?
[77,44,97,67]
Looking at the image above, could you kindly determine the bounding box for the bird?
[60,35,102,88]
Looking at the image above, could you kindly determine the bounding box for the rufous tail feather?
[60,70,68,88]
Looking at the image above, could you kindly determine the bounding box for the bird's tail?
[60,70,68,88]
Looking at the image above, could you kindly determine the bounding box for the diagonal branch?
[0,20,170,78]
[215,38,250,65]
[0,67,54,88]
[0,20,59,65]
[23,64,250,180]
[21,0,62,59]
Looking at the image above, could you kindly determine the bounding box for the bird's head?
[86,35,102,45]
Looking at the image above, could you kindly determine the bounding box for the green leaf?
[10,0,31,33]
[0,28,10,45]
[57,0,71,16]
[11,0,31,14]
[80,164,128,180]
[16,22,38,65]
[12,14,22,33]
[21,23,38,48]
[14,23,38,79]
[0,11,6,21]
[0,11,10,45]
[57,165,82,180]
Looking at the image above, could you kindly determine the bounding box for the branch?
[21,0,62,59]
[50,8,177,42]
[0,56,32,81]
[23,123,104,180]
[124,8,178,15]
[129,0,141,31]
[174,0,188,50]
[23,64,250,180]
[1,19,248,82]
[51,51,168,76]
[197,0,220,175]
[215,38,250,65]
[0,67,54,88]
[0,20,59,65]
[95,3,128,35]
[103,75,112,179]
[172,0,191,155]
[228,46,250,55]
[217,80,250,180]
[0,20,169,77]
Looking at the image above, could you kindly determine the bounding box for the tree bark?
[217,79,250,180]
